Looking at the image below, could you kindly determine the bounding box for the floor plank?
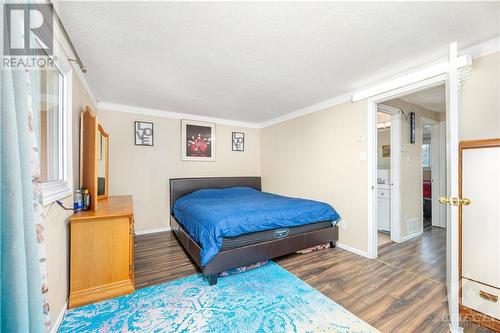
[134,227,493,333]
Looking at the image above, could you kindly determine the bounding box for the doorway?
[376,110,392,247]
[373,85,450,281]
[375,104,402,248]
[371,81,449,255]
[421,115,447,230]
[373,85,449,295]
[374,84,447,246]
[365,43,467,332]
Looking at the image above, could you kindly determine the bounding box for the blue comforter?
[173,187,340,266]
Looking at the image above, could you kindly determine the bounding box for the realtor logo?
[3,3,53,56]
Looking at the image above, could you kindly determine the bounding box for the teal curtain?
[0,5,46,332]
[1,69,46,333]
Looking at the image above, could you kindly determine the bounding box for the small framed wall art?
[382,144,390,157]
[232,132,245,151]
[182,120,216,161]
[135,121,154,146]
[410,112,416,144]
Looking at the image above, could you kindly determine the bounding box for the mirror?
[97,125,109,199]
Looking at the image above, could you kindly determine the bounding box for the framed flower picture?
[181,120,216,161]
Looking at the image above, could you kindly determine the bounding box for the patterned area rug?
[60,262,378,332]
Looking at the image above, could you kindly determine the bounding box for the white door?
[430,123,445,228]
[444,42,461,332]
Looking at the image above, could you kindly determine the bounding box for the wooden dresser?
[69,107,135,308]
[69,195,135,308]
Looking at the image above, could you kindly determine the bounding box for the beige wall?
[43,73,96,326]
[97,109,261,232]
[261,101,369,252]
[383,98,440,237]
[461,51,500,140]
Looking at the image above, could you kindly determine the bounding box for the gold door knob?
[439,197,451,205]
[462,198,471,205]
[454,198,471,206]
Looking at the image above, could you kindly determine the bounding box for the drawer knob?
[479,290,498,303]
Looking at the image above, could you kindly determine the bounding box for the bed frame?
[169,177,339,285]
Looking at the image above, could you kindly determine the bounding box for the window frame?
[422,143,431,168]
[38,35,73,206]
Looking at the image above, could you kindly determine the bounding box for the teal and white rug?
[60,262,378,332]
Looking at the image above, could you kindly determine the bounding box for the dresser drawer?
[462,278,500,320]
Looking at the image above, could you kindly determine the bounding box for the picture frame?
[410,112,416,144]
[181,120,216,161]
[135,121,154,146]
[232,132,245,152]
[382,144,390,157]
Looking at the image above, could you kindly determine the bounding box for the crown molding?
[460,36,500,60]
[260,37,499,128]
[92,37,498,130]
[98,102,261,129]
[259,93,352,128]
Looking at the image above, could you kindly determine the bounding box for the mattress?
[221,221,333,250]
[173,187,340,265]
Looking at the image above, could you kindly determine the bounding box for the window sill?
[41,181,73,206]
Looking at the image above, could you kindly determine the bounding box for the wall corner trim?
[51,300,68,333]
[71,62,98,107]
[335,242,371,259]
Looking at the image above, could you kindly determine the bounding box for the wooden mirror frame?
[80,106,110,211]
[80,106,98,211]
[97,124,109,200]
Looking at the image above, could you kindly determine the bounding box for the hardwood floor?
[378,227,446,284]
[134,231,200,289]
[378,231,392,247]
[134,228,493,333]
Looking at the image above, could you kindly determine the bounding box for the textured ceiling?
[57,2,499,123]
[400,85,446,113]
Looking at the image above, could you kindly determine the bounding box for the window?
[37,40,73,205]
[422,143,431,167]
[40,69,63,182]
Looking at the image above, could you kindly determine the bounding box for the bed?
[169,177,340,285]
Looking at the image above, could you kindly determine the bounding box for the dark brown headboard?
[169,177,262,213]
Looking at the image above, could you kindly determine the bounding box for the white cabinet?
[462,147,500,289]
[377,188,391,232]
[460,141,500,326]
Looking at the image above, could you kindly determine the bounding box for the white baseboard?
[399,230,423,243]
[51,301,68,333]
[335,242,370,258]
[135,227,172,235]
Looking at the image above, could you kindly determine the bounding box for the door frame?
[364,44,470,333]
[377,104,402,243]
[367,75,447,260]
[421,116,440,229]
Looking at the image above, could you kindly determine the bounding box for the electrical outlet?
[340,219,348,230]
